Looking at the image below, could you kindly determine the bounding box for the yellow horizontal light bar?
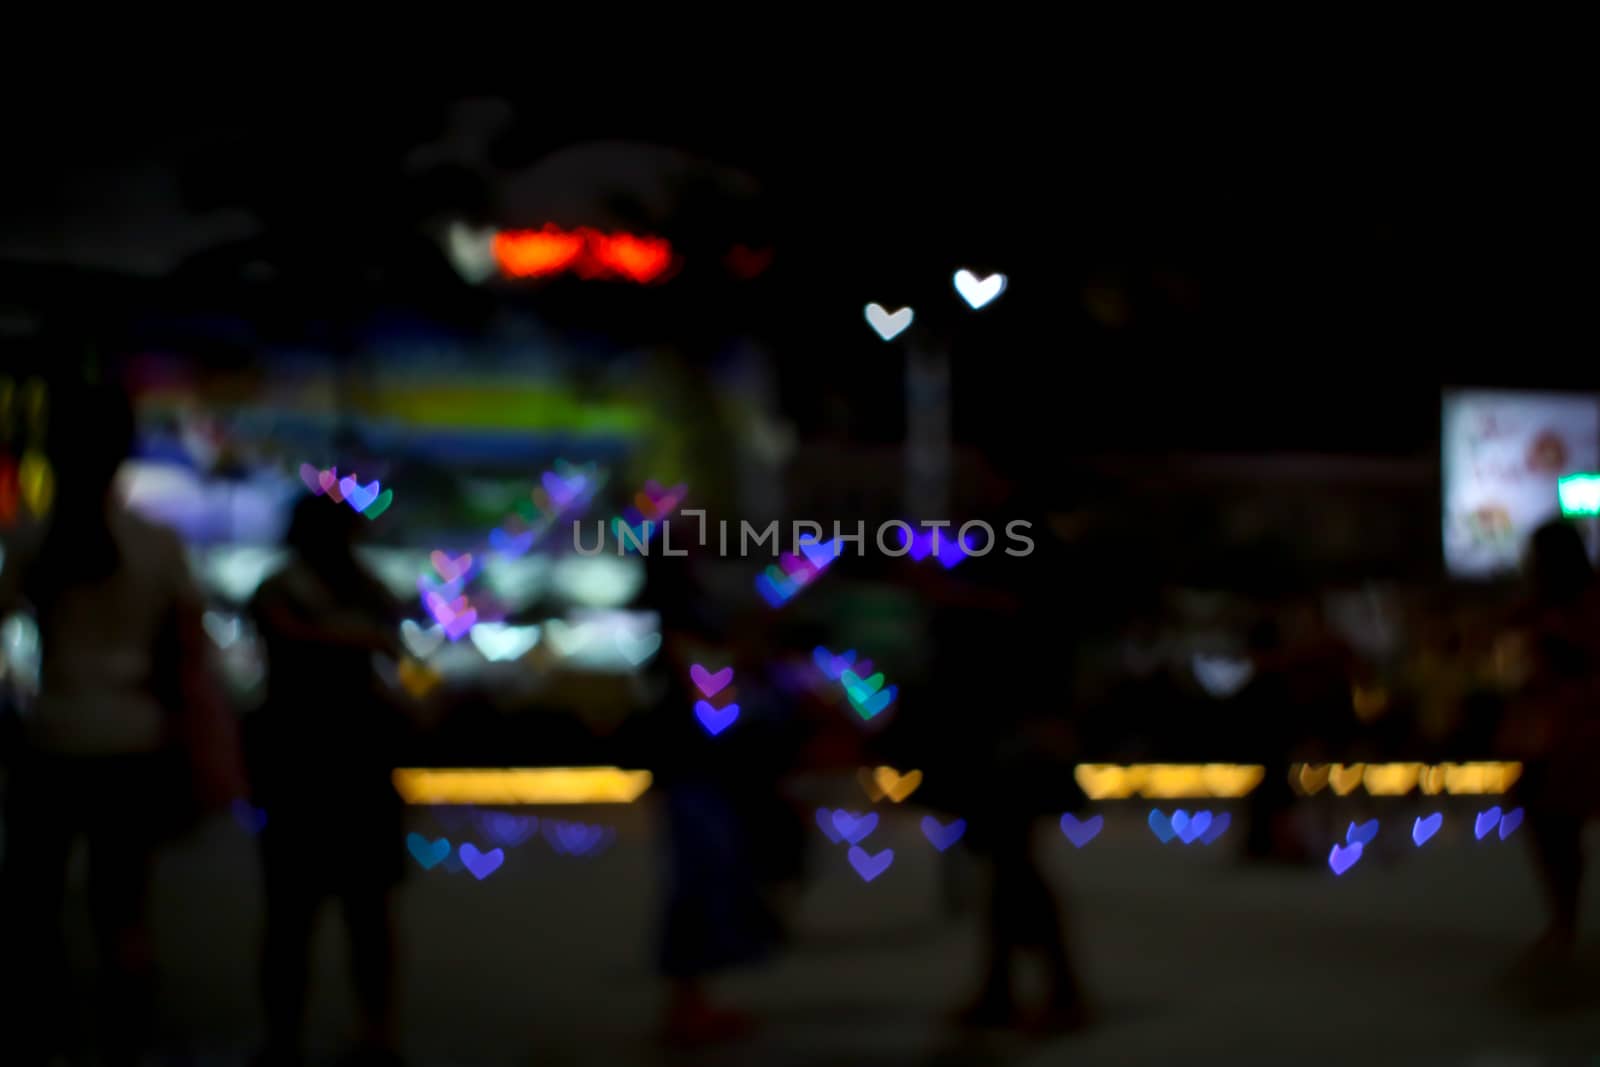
[1289,761,1521,797]
[390,762,1520,806]
[1074,764,1266,800]
[392,767,652,806]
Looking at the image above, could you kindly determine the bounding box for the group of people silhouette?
[0,380,1595,1064]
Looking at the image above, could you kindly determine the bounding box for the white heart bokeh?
[954,269,1006,309]
[1192,653,1255,698]
[865,303,913,341]
[400,619,445,660]
[469,622,541,663]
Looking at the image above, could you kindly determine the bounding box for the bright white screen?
[1442,390,1600,578]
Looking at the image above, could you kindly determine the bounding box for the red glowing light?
[492,226,587,278]
[490,225,676,284]
[586,233,675,284]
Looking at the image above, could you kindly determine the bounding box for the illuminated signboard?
[1442,390,1600,578]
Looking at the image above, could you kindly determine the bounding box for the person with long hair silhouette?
[0,380,237,1067]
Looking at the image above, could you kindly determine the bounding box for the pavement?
[37,792,1600,1066]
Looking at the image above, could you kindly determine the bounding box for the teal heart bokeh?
[848,684,897,719]
[407,833,450,870]
[841,670,885,702]
[610,515,652,551]
[362,488,394,520]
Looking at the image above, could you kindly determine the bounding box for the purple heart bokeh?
[1173,810,1213,845]
[489,526,536,557]
[300,463,325,494]
[1346,819,1380,846]
[1147,809,1177,844]
[690,664,734,698]
[831,810,879,845]
[548,821,612,857]
[423,592,478,640]
[477,811,539,848]
[418,574,464,602]
[848,846,894,882]
[443,610,478,641]
[1498,807,1524,839]
[541,820,569,853]
[1412,812,1443,846]
[921,816,966,852]
[695,700,740,736]
[459,843,505,880]
[1328,841,1364,875]
[341,477,379,513]
[542,470,587,509]
[800,537,842,569]
[1061,812,1105,848]
[1199,811,1231,844]
[1474,807,1502,840]
[891,525,969,567]
[756,573,791,607]
[935,535,968,568]
[812,646,856,680]
[815,807,844,843]
[779,552,815,581]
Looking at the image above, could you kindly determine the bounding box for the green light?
[1558,473,1600,516]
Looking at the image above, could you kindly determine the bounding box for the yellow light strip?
[1075,763,1267,800]
[1289,761,1521,797]
[392,767,652,806]
[389,761,1523,807]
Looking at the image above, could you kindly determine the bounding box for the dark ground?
[32,781,1600,1066]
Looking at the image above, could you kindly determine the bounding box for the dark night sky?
[3,91,1596,457]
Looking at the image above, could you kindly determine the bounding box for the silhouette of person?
[0,380,221,1067]
[622,548,777,1047]
[901,472,1088,1035]
[247,492,407,1066]
[1239,613,1304,863]
[1499,518,1600,961]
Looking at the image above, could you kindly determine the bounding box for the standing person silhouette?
[620,546,778,1047]
[898,465,1090,1036]
[0,380,236,1067]
[1498,518,1600,963]
[247,492,408,1067]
